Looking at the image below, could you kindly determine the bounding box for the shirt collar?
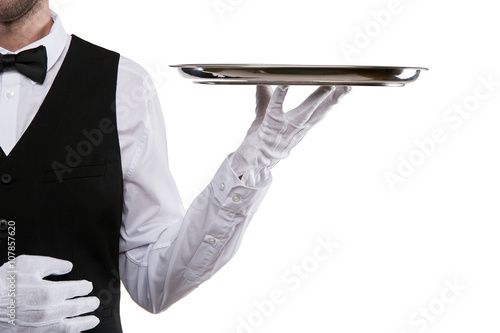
[0,10,70,85]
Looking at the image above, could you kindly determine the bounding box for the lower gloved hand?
[231,85,351,186]
[0,255,100,332]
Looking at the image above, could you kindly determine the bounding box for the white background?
[49,0,499,332]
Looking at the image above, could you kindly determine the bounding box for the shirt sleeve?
[116,56,272,314]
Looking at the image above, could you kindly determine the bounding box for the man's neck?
[0,2,52,52]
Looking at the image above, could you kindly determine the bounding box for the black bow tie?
[0,45,47,84]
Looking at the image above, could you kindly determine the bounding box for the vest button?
[0,219,7,231]
[0,174,12,184]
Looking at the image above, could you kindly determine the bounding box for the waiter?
[0,0,351,332]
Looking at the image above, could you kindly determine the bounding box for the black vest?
[0,36,123,333]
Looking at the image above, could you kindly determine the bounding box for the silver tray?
[170,64,428,87]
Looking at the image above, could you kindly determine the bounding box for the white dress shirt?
[0,11,271,313]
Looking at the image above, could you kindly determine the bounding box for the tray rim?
[170,64,429,70]
[192,80,405,86]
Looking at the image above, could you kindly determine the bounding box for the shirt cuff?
[211,154,272,216]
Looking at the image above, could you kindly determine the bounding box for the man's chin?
[0,0,42,24]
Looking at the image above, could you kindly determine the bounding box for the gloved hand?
[0,255,100,332]
[231,85,351,186]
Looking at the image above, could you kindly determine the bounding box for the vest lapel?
[4,37,78,160]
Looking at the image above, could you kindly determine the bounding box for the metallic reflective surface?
[170,64,428,86]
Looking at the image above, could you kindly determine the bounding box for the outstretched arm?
[117,58,351,313]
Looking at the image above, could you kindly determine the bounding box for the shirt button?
[5,91,15,99]
[232,194,242,203]
[207,237,216,245]
[219,182,226,191]
[0,174,12,184]
[0,219,8,231]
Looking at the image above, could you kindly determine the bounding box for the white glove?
[231,85,351,186]
[0,255,100,332]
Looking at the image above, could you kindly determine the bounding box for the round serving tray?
[170,64,428,87]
